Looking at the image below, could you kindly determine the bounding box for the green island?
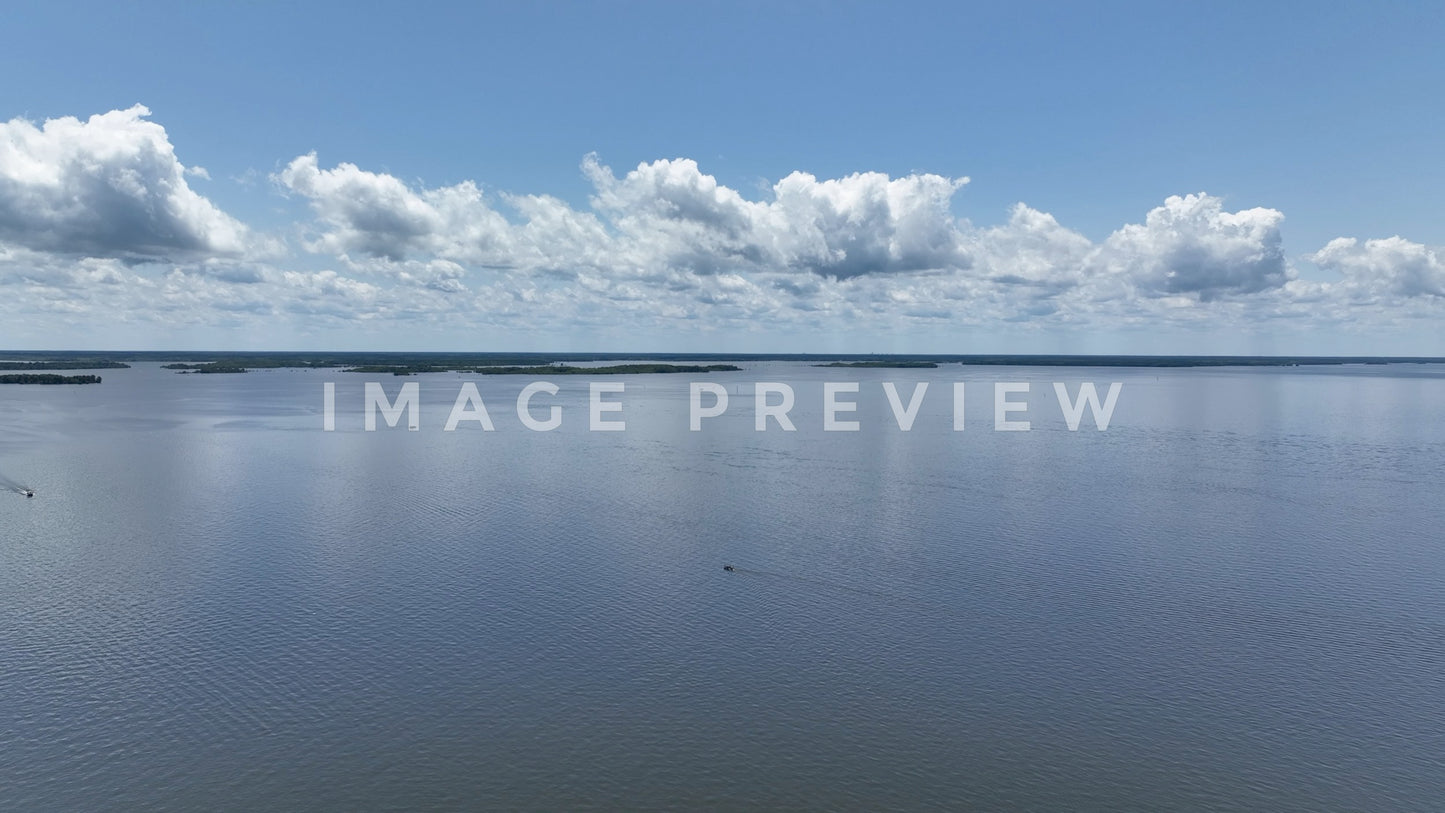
[0,374,102,385]
[0,360,128,370]
[815,361,939,368]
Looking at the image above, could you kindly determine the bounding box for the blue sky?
[2,1,1443,353]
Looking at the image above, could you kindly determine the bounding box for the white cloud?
[279,151,972,281]
[582,154,970,278]
[258,152,1445,337]
[276,153,513,263]
[1311,236,1445,300]
[765,167,970,278]
[5,105,1445,348]
[966,204,1093,301]
[1093,193,1289,300]
[0,105,248,261]
[276,154,1300,315]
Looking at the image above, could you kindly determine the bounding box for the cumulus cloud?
[280,152,972,281]
[0,105,248,261]
[1311,236,1445,299]
[765,167,970,277]
[277,153,1298,308]
[583,154,970,278]
[276,153,512,263]
[6,104,1445,345]
[266,149,1445,336]
[968,204,1092,289]
[1094,194,1289,300]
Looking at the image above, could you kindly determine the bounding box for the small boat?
[22,489,34,498]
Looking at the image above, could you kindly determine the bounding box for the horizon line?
[5,350,1445,363]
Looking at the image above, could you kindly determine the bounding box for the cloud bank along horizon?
[1,105,1442,352]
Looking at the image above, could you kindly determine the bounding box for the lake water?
[2,362,1444,811]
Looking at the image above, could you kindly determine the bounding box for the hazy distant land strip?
[0,374,103,384]
[349,363,742,376]
[3,351,1445,375]
[0,360,130,370]
[816,361,939,368]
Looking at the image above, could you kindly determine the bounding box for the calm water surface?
[2,363,1444,811]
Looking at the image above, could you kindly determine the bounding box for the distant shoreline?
[816,361,939,368]
[0,374,102,385]
[0,360,129,371]
[1,351,1443,374]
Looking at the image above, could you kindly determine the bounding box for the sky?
[1,0,1443,354]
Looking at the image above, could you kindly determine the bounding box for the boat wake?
[0,471,33,496]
